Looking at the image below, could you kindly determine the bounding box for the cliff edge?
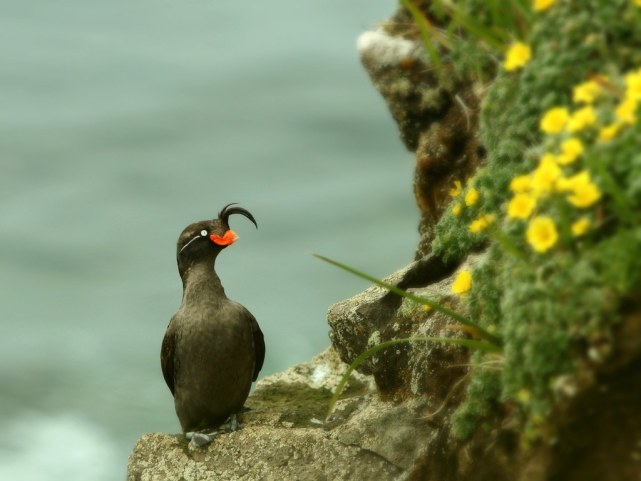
[128,1,641,480]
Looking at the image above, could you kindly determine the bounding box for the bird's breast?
[172,302,256,389]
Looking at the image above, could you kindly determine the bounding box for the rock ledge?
[127,348,435,481]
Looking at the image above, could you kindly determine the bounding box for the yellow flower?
[451,270,472,295]
[556,138,584,165]
[507,193,537,219]
[636,0,641,7]
[469,214,496,233]
[540,107,570,134]
[564,171,601,208]
[533,0,555,11]
[571,217,591,237]
[572,80,601,104]
[504,42,532,72]
[597,122,622,142]
[510,174,532,193]
[615,98,638,124]
[452,203,463,216]
[449,180,463,197]
[569,185,600,208]
[624,69,641,101]
[465,187,480,207]
[539,152,556,164]
[531,154,562,196]
[567,106,597,132]
[526,216,559,253]
[422,304,432,312]
[555,175,572,192]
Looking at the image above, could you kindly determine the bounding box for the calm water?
[0,1,418,478]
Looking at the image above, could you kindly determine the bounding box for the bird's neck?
[180,259,226,305]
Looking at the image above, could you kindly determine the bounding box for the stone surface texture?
[128,349,434,481]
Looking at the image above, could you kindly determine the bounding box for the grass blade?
[438,0,507,51]
[399,0,445,71]
[312,253,502,346]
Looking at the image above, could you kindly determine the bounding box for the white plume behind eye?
[179,229,209,254]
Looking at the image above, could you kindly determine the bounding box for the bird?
[161,203,264,446]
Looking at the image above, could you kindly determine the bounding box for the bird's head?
[176,204,257,273]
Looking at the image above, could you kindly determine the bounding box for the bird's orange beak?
[210,230,238,246]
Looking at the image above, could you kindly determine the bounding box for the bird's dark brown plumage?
[161,205,264,434]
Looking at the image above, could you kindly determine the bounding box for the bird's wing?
[248,311,265,381]
[160,320,176,395]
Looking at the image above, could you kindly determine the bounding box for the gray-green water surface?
[0,1,418,479]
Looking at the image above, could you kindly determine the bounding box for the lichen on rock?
[357,19,483,256]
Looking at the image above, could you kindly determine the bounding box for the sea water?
[0,1,418,478]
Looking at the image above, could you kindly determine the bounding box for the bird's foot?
[184,415,240,448]
[185,431,220,448]
[219,413,240,432]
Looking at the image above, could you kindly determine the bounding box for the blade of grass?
[438,0,508,51]
[486,0,532,36]
[408,1,455,51]
[312,253,502,346]
[486,0,506,32]
[327,336,502,417]
[510,0,535,34]
[399,0,443,72]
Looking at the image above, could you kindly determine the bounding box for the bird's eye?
[200,230,208,236]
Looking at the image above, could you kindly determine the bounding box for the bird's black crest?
[218,203,258,229]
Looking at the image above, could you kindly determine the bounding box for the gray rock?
[127,429,400,481]
[127,348,437,481]
[328,254,485,400]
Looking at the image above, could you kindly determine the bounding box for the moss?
[467,247,503,330]
[593,226,641,293]
[500,252,616,424]
[434,0,641,261]
[451,351,502,439]
[249,380,368,428]
[423,0,641,439]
